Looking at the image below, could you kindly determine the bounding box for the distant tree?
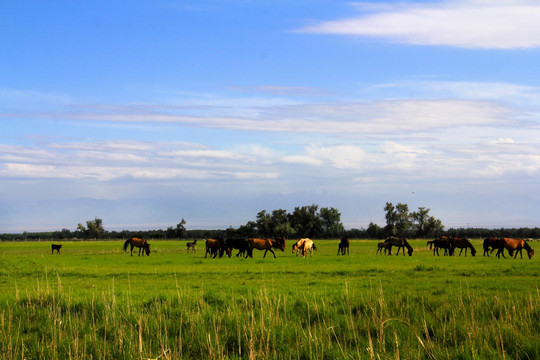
[384,202,411,236]
[176,218,187,239]
[411,207,444,238]
[366,222,383,239]
[77,217,105,239]
[255,210,272,237]
[318,207,344,238]
[289,204,320,238]
[236,221,257,238]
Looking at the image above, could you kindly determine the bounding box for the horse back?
[131,237,147,246]
[501,237,522,250]
[248,238,272,250]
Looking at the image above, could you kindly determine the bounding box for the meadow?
[0,239,538,360]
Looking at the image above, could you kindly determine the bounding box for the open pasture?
[0,239,538,359]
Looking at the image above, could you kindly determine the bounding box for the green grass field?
[0,239,538,359]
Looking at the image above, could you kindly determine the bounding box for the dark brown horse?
[123,237,151,256]
[483,237,500,256]
[431,236,454,256]
[452,237,476,256]
[186,239,197,253]
[337,237,350,255]
[248,237,286,258]
[384,236,413,256]
[376,241,390,255]
[205,238,231,258]
[226,237,251,257]
[51,244,62,254]
[497,238,534,259]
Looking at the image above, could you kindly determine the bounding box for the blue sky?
[2,0,540,232]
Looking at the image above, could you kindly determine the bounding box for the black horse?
[384,236,413,256]
[337,237,350,255]
[483,238,500,256]
[226,238,251,257]
[51,244,62,254]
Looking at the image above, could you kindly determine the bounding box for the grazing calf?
[51,244,62,254]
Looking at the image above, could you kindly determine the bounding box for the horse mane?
[402,238,413,253]
[523,240,533,251]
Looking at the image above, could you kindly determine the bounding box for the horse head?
[145,244,151,256]
[274,236,286,251]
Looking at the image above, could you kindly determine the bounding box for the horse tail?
[123,238,131,251]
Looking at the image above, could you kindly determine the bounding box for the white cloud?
[305,144,366,169]
[5,98,514,135]
[299,1,540,49]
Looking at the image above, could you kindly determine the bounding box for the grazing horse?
[426,240,434,250]
[248,237,286,258]
[186,239,197,253]
[376,241,390,255]
[431,237,454,256]
[337,237,350,255]
[292,238,316,257]
[123,237,151,256]
[497,238,534,259]
[205,238,231,258]
[51,244,62,254]
[483,238,500,256]
[452,237,477,256]
[384,236,413,256]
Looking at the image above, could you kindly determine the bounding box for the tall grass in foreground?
[1,277,538,359]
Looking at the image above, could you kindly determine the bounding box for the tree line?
[2,203,540,241]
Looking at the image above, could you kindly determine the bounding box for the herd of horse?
[51,235,534,260]
[375,235,534,259]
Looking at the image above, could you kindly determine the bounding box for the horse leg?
[130,244,134,256]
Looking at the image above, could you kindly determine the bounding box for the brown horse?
[186,239,197,253]
[337,237,350,255]
[248,237,286,258]
[452,237,476,256]
[123,237,151,256]
[205,238,231,258]
[497,238,534,259]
